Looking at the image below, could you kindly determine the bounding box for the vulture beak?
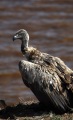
[13,34,22,41]
[13,35,18,41]
[13,36,17,41]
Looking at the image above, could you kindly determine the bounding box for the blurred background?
[0,0,73,105]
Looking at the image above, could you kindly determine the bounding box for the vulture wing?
[43,53,73,93]
[19,60,73,113]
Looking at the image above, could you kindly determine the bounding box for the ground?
[0,100,73,120]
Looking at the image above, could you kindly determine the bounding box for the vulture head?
[13,29,29,48]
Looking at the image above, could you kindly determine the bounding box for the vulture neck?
[22,39,28,48]
[21,39,29,54]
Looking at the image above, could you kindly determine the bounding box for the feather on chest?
[22,47,43,63]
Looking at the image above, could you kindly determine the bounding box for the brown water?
[0,0,73,105]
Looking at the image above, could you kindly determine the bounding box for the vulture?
[13,29,73,113]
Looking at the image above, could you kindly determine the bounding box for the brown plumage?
[13,29,73,113]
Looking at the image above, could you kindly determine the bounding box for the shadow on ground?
[0,100,50,119]
[0,100,73,120]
